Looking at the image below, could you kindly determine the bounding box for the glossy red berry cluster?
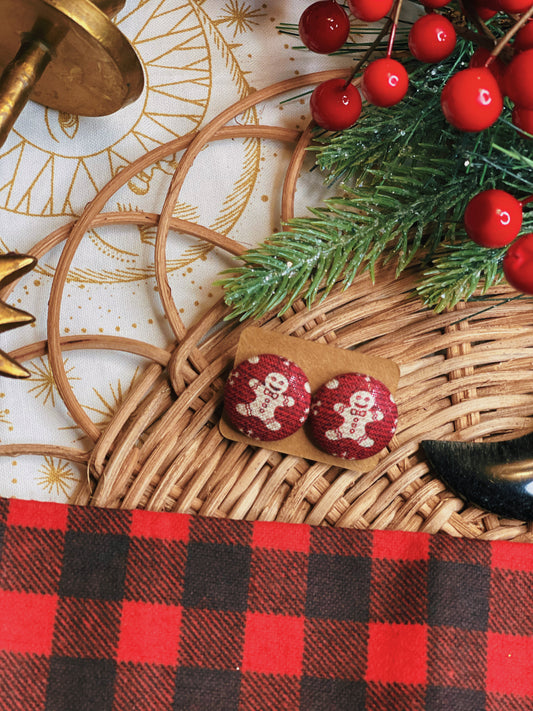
[298,1,533,294]
[463,189,533,294]
[300,0,456,131]
[299,1,533,136]
[441,3,533,134]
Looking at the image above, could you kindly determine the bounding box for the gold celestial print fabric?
[0,0,348,501]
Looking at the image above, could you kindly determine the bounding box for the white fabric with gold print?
[0,0,365,501]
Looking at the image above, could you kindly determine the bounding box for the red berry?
[505,49,533,109]
[310,78,362,130]
[299,1,350,54]
[477,8,498,18]
[503,233,533,294]
[464,189,523,247]
[513,105,533,137]
[441,67,503,131]
[347,0,393,23]
[469,48,506,92]
[498,0,532,12]
[421,0,451,7]
[360,58,409,107]
[476,0,502,9]
[408,13,457,63]
[469,0,499,19]
[514,21,533,53]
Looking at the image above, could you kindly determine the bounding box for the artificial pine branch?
[219,26,533,321]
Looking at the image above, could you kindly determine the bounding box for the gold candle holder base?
[0,0,144,147]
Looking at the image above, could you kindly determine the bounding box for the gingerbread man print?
[326,390,384,446]
[236,371,295,431]
[309,372,398,460]
[224,354,312,442]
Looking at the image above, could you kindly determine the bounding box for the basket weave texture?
[3,71,533,542]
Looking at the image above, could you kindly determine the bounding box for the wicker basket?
[3,70,533,542]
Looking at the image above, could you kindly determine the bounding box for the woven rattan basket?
[3,70,533,542]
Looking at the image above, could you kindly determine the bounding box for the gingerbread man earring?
[308,372,398,460]
[223,354,312,441]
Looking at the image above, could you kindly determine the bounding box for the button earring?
[308,372,398,460]
[223,354,312,441]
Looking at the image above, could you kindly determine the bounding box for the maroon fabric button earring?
[309,372,398,460]
[224,354,312,441]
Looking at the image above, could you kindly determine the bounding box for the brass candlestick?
[0,0,144,148]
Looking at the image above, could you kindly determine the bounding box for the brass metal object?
[0,0,144,147]
[0,253,37,378]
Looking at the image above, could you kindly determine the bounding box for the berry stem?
[386,0,404,58]
[520,194,533,206]
[486,3,533,65]
[343,19,392,88]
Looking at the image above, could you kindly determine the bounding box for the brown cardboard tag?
[219,327,400,472]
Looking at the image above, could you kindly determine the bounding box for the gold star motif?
[0,254,37,379]
[27,356,79,407]
[218,1,265,36]
[86,368,140,427]
[35,456,78,497]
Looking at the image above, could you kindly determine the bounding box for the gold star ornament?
[0,253,37,378]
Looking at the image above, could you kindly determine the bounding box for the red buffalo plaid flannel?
[1,496,532,710]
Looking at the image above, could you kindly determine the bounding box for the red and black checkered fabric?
[1,497,533,710]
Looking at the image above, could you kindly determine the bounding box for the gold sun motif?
[35,456,78,497]
[27,356,80,407]
[218,1,265,36]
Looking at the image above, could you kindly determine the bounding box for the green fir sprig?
[219,35,533,321]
